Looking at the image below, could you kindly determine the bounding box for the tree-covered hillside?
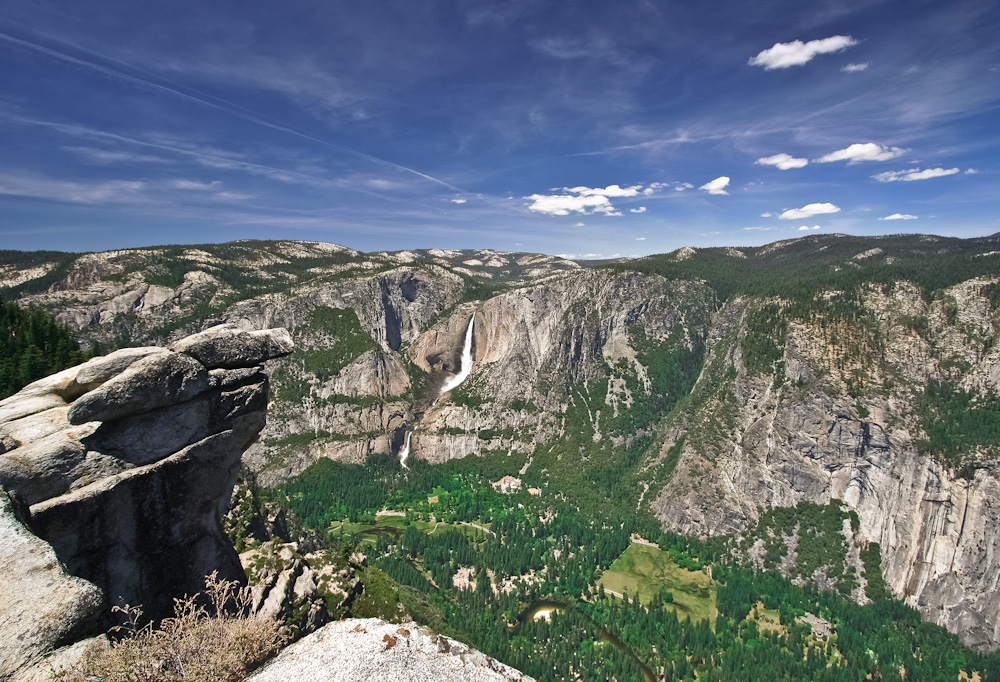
[611,233,1000,304]
[0,297,87,399]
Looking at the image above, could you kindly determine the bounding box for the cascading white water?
[439,313,476,395]
[398,431,411,469]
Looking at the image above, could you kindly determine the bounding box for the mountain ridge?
[3,231,1000,651]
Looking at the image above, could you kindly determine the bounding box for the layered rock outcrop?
[248,618,535,682]
[0,325,292,681]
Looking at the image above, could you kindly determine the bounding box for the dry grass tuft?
[58,572,287,682]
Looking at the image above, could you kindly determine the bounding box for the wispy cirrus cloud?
[0,172,148,204]
[872,167,960,182]
[779,202,840,219]
[816,143,905,164]
[756,153,808,170]
[842,63,869,72]
[749,35,857,70]
[699,176,730,195]
[63,145,172,165]
[880,213,918,220]
[0,30,469,194]
[170,179,222,190]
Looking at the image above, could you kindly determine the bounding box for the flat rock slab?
[248,618,534,682]
[67,353,209,425]
[171,324,293,370]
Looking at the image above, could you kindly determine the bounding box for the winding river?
[518,600,656,682]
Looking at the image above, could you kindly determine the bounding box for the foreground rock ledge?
[248,618,535,682]
[0,325,292,682]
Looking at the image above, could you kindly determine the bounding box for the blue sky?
[0,0,997,257]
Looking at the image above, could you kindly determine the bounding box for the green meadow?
[599,542,718,626]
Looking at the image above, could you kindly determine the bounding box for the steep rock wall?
[652,280,1000,650]
[0,325,293,680]
[405,271,714,464]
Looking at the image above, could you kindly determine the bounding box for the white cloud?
[574,222,585,227]
[673,182,694,192]
[699,176,730,195]
[880,213,918,220]
[450,198,467,204]
[842,63,869,72]
[630,207,647,214]
[744,226,775,231]
[760,212,773,218]
[797,225,822,231]
[643,182,671,195]
[965,168,979,174]
[635,236,646,240]
[563,184,643,197]
[779,202,840,219]
[816,143,905,164]
[525,193,611,216]
[756,153,808,170]
[525,184,657,216]
[171,179,222,190]
[872,167,960,182]
[749,35,857,70]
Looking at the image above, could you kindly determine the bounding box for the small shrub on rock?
[58,572,287,682]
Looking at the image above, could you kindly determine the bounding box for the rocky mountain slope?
[4,232,1000,650]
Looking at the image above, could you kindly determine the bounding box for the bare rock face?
[652,282,1000,651]
[405,271,715,464]
[0,492,104,682]
[170,323,295,369]
[248,618,535,682]
[0,326,293,679]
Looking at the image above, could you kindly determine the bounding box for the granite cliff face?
[406,270,713,464]
[0,325,292,681]
[651,277,1000,650]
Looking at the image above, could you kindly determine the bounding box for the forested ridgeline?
[0,297,88,399]
[610,233,1000,306]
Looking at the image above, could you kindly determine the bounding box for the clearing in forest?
[598,542,718,625]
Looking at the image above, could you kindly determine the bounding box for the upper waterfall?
[439,313,476,395]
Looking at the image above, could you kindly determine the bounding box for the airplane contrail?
[0,28,471,195]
